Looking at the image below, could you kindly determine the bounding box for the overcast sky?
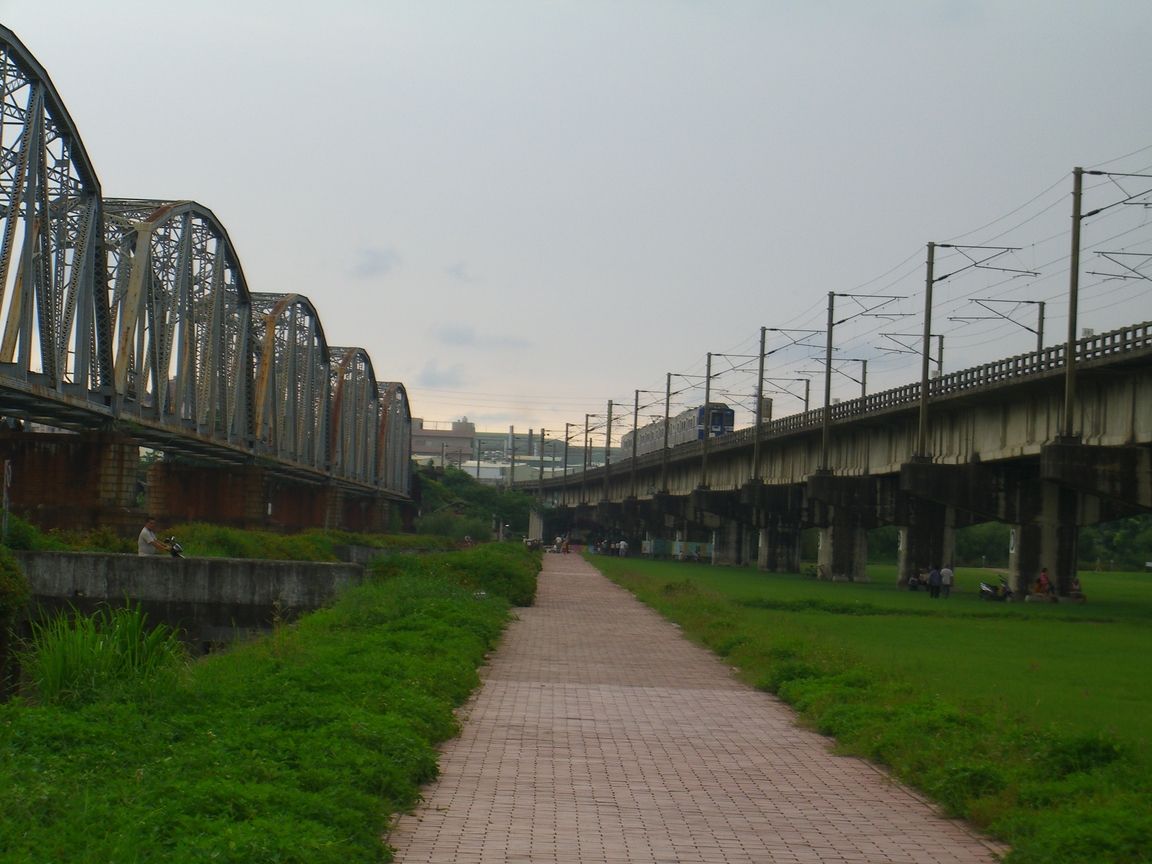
[5,1,1151,438]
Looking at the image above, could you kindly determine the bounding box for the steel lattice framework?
[0,26,410,497]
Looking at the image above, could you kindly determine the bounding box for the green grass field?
[632,561,1152,744]
[587,555,1152,863]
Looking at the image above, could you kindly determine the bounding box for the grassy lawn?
[587,554,1152,864]
[636,561,1152,745]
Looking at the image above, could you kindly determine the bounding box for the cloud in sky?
[417,359,466,388]
[444,261,475,282]
[350,246,400,280]
[431,324,530,350]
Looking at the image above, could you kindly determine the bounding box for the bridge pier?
[1007,481,1080,597]
[147,462,393,534]
[0,430,142,534]
[896,498,955,588]
[817,508,869,582]
[757,519,802,573]
[712,517,754,566]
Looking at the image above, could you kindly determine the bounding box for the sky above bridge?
[6,1,1151,440]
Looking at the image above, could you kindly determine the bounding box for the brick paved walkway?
[389,554,1002,863]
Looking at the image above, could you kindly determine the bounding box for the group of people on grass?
[908,563,1088,602]
[1030,568,1086,602]
[907,565,954,598]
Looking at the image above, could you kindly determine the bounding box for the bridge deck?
[388,554,1001,863]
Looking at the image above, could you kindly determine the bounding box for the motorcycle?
[979,576,1013,602]
[165,536,184,558]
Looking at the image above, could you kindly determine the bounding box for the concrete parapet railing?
[13,551,366,650]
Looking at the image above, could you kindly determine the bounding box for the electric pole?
[1063,167,1084,442]
[581,414,590,504]
[563,422,571,487]
[917,243,935,458]
[509,425,515,486]
[538,428,545,499]
[630,389,639,498]
[699,352,712,489]
[661,372,671,493]
[752,326,766,482]
[603,400,613,501]
[820,292,835,472]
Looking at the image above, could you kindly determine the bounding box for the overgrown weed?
[18,603,185,704]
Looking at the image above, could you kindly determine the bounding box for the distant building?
[410,418,475,462]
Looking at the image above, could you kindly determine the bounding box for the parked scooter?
[979,576,1013,602]
[165,536,184,558]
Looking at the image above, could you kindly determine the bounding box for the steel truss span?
[0,26,410,497]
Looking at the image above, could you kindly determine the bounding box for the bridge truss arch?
[0,25,107,396]
[250,292,330,469]
[0,26,414,500]
[103,199,252,444]
[378,381,412,496]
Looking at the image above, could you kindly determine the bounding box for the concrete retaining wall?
[13,551,366,650]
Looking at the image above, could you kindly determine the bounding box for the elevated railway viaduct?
[525,321,1152,597]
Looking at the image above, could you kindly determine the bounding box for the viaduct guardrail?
[527,317,1152,491]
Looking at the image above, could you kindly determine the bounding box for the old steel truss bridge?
[0,26,410,498]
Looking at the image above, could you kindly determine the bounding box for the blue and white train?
[619,403,736,458]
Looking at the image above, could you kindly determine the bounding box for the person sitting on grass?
[908,569,922,591]
[1070,575,1086,602]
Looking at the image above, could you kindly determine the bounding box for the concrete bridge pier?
[895,498,955,588]
[1007,481,1080,597]
[741,481,806,574]
[757,519,803,573]
[816,506,869,582]
[712,517,756,566]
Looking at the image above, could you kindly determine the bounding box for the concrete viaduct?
[524,320,1152,597]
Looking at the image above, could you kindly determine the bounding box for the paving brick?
[389,554,1004,863]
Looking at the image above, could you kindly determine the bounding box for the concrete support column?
[817,508,868,582]
[896,497,949,586]
[758,522,802,573]
[1008,481,1080,596]
[711,518,746,566]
